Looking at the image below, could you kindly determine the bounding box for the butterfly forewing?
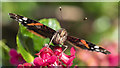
[9,13,56,38]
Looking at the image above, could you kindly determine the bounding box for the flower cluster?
[17,45,76,68]
[9,49,26,66]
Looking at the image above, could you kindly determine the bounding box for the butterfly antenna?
[59,6,63,20]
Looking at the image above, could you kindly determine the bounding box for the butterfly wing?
[67,36,111,54]
[9,13,56,38]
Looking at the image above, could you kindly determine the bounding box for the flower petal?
[59,47,76,66]
[23,63,32,68]
[23,63,32,66]
[40,51,52,59]
[33,57,45,66]
[9,49,18,57]
[60,53,75,66]
[35,47,54,57]
[10,56,23,66]
[47,55,57,64]
[67,56,75,66]
[17,64,23,68]
[70,47,75,56]
[53,46,62,56]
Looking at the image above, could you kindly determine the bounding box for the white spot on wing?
[19,19,22,21]
[24,22,27,23]
[94,46,99,48]
[23,17,27,21]
[91,47,94,49]
[95,49,100,52]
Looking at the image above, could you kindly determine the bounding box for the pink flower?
[33,46,76,66]
[33,47,57,66]
[17,45,76,67]
[17,63,33,68]
[53,46,76,66]
[9,49,26,66]
[107,41,118,66]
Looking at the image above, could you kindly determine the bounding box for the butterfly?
[8,13,111,54]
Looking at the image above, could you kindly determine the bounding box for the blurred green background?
[1,2,118,67]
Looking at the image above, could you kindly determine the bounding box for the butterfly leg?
[62,44,68,53]
[57,44,68,58]
[48,32,58,47]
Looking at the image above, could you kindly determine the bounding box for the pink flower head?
[54,47,76,66]
[9,49,26,66]
[17,44,76,67]
[17,63,33,68]
[33,47,57,66]
[34,46,76,66]
[107,42,118,66]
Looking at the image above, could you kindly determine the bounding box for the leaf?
[17,36,34,63]
[16,18,61,62]
[39,18,61,31]
[0,40,10,52]
[0,40,10,60]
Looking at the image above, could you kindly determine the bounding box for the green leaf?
[16,18,61,62]
[17,36,34,63]
[0,40,10,60]
[39,18,61,31]
[0,40,10,52]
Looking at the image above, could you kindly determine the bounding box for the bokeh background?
[1,2,118,67]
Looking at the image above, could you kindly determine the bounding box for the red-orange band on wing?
[80,40,89,49]
[27,29,45,38]
[27,23,43,26]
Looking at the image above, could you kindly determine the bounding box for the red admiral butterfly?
[8,13,111,55]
